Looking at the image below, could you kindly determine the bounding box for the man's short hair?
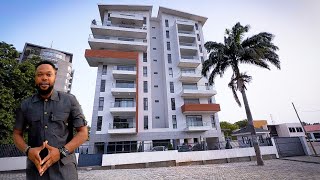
[35,60,57,71]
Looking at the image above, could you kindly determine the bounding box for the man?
[13,60,88,179]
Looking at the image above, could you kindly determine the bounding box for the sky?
[1,0,320,126]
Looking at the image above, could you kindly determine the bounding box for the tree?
[0,41,41,144]
[202,23,280,165]
[235,119,248,128]
[220,121,239,137]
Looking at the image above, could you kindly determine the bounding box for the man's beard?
[36,84,54,96]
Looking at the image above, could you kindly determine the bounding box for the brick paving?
[1,159,320,180]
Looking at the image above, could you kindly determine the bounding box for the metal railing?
[180,55,198,60]
[182,85,213,90]
[186,121,210,127]
[113,66,136,71]
[109,122,135,129]
[178,30,194,35]
[179,42,196,47]
[110,101,135,108]
[91,20,147,30]
[89,34,147,43]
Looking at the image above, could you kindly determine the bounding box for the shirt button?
[45,125,48,129]
[44,112,47,115]
[45,99,48,102]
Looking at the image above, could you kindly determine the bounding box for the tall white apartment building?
[85,4,222,154]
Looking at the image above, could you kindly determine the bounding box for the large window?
[143,81,148,93]
[113,116,134,129]
[97,116,102,131]
[100,80,106,92]
[186,115,203,127]
[144,98,148,110]
[98,97,104,111]
[114,98,134,107]
[117,65,135,71]
[116,80,135,88]
[171,98,176,110]
[102,65,107,75]
[172,115,177,129]
[184,98,199,104]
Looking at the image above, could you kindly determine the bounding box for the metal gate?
[77,154,103,167]
[274,137,305,157]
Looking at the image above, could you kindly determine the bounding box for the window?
[116,80,134,88]
[153,48,157,50]
[143,81,148,93]
[208,97,212,104]
[182,83,197,89]
[172,115,177,129]
[143,66,147,77]
[152,26,156,29]
[143,52,147,62]
[98,97,104,111]
[186,115,202,126]
[211,115,216,128]
[166,30,170,38]
[155,100,159,103]
[144,98,148,110]
[195,23,198,30]
[199,45,203,53]
[170,82,174,93]
[100,80,106,92]
[171,98,176,110]
[153,59,157,62]
[97,116,102,131]
[289,127,296,133]
[201,56,204,63]
[167,42,171,50]
[102,65,107,75]
[154,85,158,88]
[152,37,156,39]
[154,72,158,74]
[144,116,148,129]
[155,116,160,119]
[167,54,172,64]
[143,17,147,24]
[205,83,210,90]
[114,98,134,107]
[165,19,169,27]
[184,98,199,104]
[107,13,111,20]
[296,127,303,132]
[169,68,173,77]
[314,133,320,139]
[197,34,200,41]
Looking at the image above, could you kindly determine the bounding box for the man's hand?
[27,141,46,174]
[39,142,60,176]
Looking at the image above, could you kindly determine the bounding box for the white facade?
[85,5,223,154]
[275,123,305,137]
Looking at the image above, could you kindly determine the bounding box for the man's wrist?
[24,145,31,156]
[58,146,70,158]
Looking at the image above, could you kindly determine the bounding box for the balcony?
[176,20,195,33]
[181,103,221,114]
[184,121,211,132]
[179,42,198,52]
[111,83,136,97]
[179,70,202,82]
[91,20,147,39]
[88,34,147,51]
[109,13,144,27]
[108,122,136,134]
[109,102,136,115]
[178,55,200,68]
[85,49,138,67]
[112,66,137,80]
[180,85,217,97]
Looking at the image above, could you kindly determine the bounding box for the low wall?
[102,145,279,167]
[0,153,80,172]
[0,156,27,171]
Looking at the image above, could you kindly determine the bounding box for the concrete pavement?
[1,158,320,180]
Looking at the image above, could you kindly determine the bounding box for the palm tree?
[202,22,280,166]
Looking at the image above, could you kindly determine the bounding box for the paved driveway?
[1,159,319,180]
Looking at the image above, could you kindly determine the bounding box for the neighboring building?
[85,4,222,154]
[304,124,320,141]
[267,123,305,138]
[232,126,270,147]
[20,42,74,93]
[253,120,268,129]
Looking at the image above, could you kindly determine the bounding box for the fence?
[0,144,24,158]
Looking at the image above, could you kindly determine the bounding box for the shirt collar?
[32,89,59,103]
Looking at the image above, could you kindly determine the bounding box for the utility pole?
[292,102,317,155]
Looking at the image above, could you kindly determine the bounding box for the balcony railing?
[92,20,147,30]
[111,101,135,108]
[113,83,136,88]
[178,30,194,35]
[109,122,135,129]
[113,66,136,71]
[179,42,196,47]
[182,85,213,91]
[186,120,210,127]
[181,55,198,60]
[89,34,147,43]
